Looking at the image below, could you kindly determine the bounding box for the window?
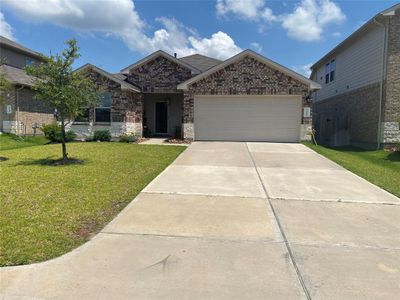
[25,57,35,66]
[74,108,90,123]
[325,59,336,84]
[95,92,111,123]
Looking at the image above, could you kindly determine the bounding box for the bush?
[41,124,76,143]
[395,143,400,152]
[93,130,111,142]
[119,134,136,143]
[173,126,182,139]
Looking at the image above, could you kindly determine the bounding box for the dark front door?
[155,102,168,134]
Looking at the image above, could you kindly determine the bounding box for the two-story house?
[0,36,54,135]
[310,3,399,149]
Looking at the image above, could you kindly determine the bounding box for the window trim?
[324,59,336,84]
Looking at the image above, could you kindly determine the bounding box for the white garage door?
[194,95,302,142]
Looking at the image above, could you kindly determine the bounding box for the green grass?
[0,142,185,266]
[303,142,400,198]
[0,134,48,151]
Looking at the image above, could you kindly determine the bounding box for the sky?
[0,0,398,76]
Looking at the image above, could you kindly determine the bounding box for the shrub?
[173,126,182,139]
[119,134,136,143]
[93,130,111,142]
[41,124,76,143]
[395,143,400,152]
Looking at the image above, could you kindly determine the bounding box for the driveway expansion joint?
[245,143,312,300]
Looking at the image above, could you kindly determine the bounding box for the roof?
[177,49,321,90]
[0,64,37,86]
[0,36,43,60]
[179,54,222,72]
[120,50,201,74]
[311,3,400,71]
[113,73,127,81]
[75,64,141,92]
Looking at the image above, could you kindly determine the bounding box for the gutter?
[15,85,24,136]
[373,16,388,149]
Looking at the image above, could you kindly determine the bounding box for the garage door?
[194,95,302,142]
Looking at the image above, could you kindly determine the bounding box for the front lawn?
[303,142,400,198]
[0,142,185,266]
[0,134,48,151]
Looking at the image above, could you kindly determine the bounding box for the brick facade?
[313,82,381,148]
[0,86,54,135]
[70,69,143,138]
[127,56,193,93]
[182,55,311,139]
[382,8,400,144]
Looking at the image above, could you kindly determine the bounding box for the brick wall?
[182,55,311,139]
[126,56,193,93]
[382,8,400,144]
[70,69,143,137]
[313,82,381,148]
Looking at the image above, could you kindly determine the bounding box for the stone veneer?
[70,69,143,138]
[182,55,311,140]
[127,56,194,93]
[313,82,381,148]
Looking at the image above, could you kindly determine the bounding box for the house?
[73,49,320,142]
[0,36,54,135]
[310,4,400,149]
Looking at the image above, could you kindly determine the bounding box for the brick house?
[310,3,400,149]
[74,49,320,142]
[0,36,54,135]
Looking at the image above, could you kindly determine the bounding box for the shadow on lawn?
[16,157,85,166]
[386,152,400,162]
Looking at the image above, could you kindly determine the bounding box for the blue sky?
[0,0,397,75]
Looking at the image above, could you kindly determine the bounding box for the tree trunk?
[61,119,68,161]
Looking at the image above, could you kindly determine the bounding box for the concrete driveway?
[1,142,399,299]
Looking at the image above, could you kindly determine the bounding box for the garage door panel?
[194,96,301,142]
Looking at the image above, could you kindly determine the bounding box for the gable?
[126,55,195,93]
[183,54,310,95]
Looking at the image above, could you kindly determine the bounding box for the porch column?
[182,91,194,140]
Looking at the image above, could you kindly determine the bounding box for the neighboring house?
[74,50,320,142]
[0,36,54,135]
[310,4,400,149]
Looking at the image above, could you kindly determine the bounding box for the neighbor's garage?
[194,95,302,142]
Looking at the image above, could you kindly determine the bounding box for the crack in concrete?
[245,143,312,300]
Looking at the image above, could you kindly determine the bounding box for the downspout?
[373,16,388,150]
[15,85,24,136]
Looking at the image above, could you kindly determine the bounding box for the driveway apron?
[1,142,399,300]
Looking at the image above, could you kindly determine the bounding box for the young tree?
[26,39,97,161]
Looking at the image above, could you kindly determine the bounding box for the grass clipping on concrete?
[304,142,400,198]
[0,142,185,266]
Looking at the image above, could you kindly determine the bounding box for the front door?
[155,102,168,134]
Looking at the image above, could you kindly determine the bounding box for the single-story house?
[73,49,320,142]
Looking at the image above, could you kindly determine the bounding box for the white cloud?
[216,0,345,42]
[281,0,345,41]
[0,12,15,40]
[293,63,312,77]
[250,42,263,53]
[216,0,276,22]
[2,0,241,59]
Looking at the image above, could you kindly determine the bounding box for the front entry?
[155,102,168,134]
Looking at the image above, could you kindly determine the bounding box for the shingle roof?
[0,36,43,60]
[179,54,222,72]
[0,64,36,86]
[113,73,127,81]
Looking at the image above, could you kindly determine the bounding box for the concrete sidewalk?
[1,142,399,299]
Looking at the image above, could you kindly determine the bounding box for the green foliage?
[174,126,182,139]
[119,134,136,143]
[41,123,76,143]
[25,39,97,159]
[93,129,111,142]
[396,143,400,152]
[0,61,12,105]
